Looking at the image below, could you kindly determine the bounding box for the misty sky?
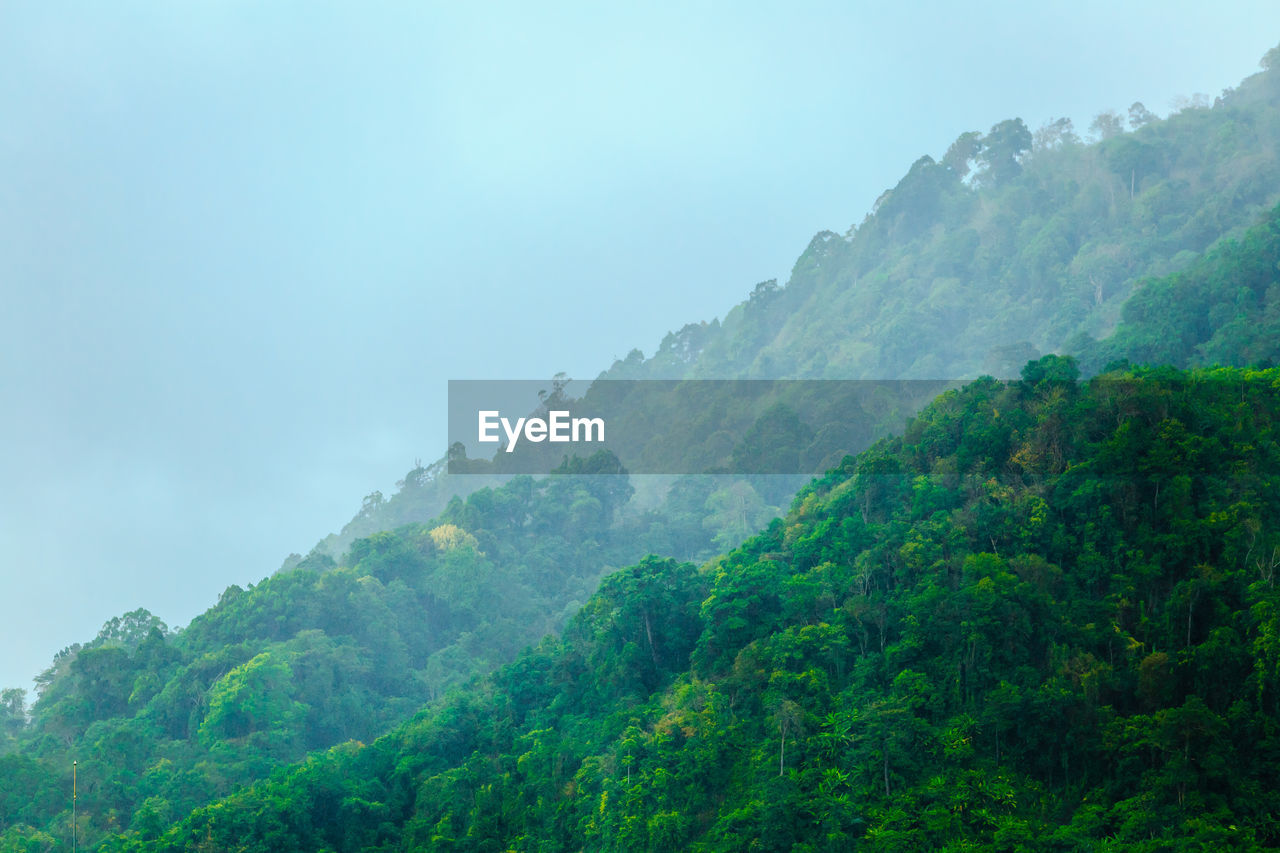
[2,2,1277,691]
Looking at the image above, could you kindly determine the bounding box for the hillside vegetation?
[6,48,1280,852]
[321,53,1280,559]
[94,362,1280,851]
[609,56,1280,381]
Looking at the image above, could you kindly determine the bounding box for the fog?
[2,1,1276,690]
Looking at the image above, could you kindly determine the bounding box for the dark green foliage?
[101,365,1280,851]
[0,464,665,850]
[10,45,1280,853]
[976,118,1033,186]
[1081,200,1280,371]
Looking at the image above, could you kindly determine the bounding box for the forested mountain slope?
[101,361,1280,851]
[7,48,1280,852]
[321,51,1280,557]
[17,192,1280,840]
[1081,199,1280,372]
[607,54,1280,381]
[0,465,655,849]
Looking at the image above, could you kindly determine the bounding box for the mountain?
[6,46,1280,852]
[606,55,1280,382]
[1080,199,1280,372]
[92,362,1280,851]
[0,462,648,849]
[311,50,1280,558]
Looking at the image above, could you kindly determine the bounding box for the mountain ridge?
[6,46,1280,851]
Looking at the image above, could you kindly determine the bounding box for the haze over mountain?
[8,22,1280,848]
[2,3,1277,693]
[93,361,1280,851]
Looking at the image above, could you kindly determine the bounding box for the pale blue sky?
[2,2,1277,690]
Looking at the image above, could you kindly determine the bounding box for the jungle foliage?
[7,47,1280,853]
[89,362,1280,851]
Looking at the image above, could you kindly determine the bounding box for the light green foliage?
[10,43,1280,853]
[101,363,1280,850]
[198,651,304,744]
[703,481,778,552]
[0,457,666,850]
[599,56,1280,383]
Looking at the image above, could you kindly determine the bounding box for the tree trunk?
[883,747,891,796]
[642,610,660,671]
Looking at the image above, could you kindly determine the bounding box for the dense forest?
[5,45,1280,853]
[319,46,1280,558]
[84,361,1280,850]
[0,459,652,847]
[605,47,1280,382]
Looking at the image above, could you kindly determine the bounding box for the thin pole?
[73,760,77,853]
